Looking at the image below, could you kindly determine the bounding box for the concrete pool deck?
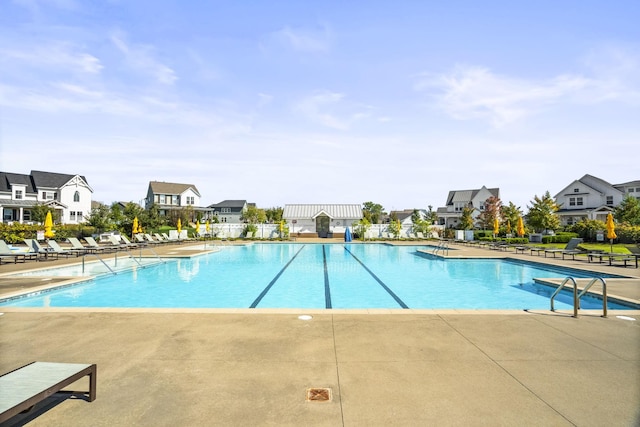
[1,239,639,426]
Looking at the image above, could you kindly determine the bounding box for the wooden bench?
[0,361,97,423]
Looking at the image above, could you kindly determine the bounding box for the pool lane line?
[249,245,306,308]
[343,246,409,309]
[322,245,332,309]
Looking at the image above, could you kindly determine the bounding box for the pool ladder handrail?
[432,240,449,256]
[550,276,607,318]
[82,252,117,275]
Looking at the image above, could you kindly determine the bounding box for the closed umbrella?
[177,218,182,237]
[493,217,500,237]
[517,216,525,237]
[132,217,139,238]
[195,220,200,238]
[344,226,352,242]
[44,211,54,239]
[606,213,617,253]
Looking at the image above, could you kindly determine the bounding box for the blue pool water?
[0,244,628,310]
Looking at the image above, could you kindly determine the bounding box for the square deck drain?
[306,388,332,402]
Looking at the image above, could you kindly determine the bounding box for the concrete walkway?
[1,239,639,426]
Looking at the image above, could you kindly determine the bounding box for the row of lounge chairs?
[0,233,188,265]
[452,237,638,268]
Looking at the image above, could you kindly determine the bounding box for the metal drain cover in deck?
[306,388,332,402]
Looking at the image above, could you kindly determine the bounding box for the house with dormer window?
[0,170,93,224]
[144,181,203,217]
[436,186,500,228]
[553,174,636,225]
[207,200,250,224]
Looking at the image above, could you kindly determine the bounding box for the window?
[172,195,178,205]
[42,191,55,200]
[576,197,583,206]
[77,211,83,221]
[73,191,80,202]
[15,190,22,200]
[574,188,580,192]
[606,196,613,205]
[186,196,195,205]
[629,188,635,193]
[221,217,227,223]
[70,211,76,221]
[159,195,166,204]
[569,197,576,206]
[23,210,31,221]
[221,208,231,213]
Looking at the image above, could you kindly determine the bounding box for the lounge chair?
[46,240,79,258]
[543,238,583,258]
[24,239,59,261]
[0,361,96,423]
[120,235,140,248]
[84,236,118,252]
[143,234,163,245]
[154,233,170,244]
[0,240,38,264]
[67,237,93,254]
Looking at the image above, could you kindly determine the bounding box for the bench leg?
[88,365,97,402]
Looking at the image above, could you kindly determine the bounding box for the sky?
[1,0,638,213]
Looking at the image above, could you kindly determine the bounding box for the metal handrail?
[432,240,449,256]
[82,253,117,275]
[577,277,608,318]
[550,276,579,318]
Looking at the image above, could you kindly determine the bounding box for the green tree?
[241,205,267,224]
[362,201,385,224]
[85,203,113,233]
[477,196,501,230]
[424,205,438,225]
[110,203,126,228]
[525,191,560,233]
[30,204,50,224]
[459,206,475,230]
[264,207,283,223]
[501,201,523,233]
[614,195,640,226]
[352,217,371,240]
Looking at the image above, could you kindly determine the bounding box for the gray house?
[207,200,249,224]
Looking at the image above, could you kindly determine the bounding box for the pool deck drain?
[306,388,332,402]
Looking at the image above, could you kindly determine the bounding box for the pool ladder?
[550,276,607,318]
[432,241,449,256]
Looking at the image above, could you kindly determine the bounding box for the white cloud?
[110,30,177,85]
[416,66,592,128]
[0,43,103,74]
[295,91,372,130]
[261,24,332,54]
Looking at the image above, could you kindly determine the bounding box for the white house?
[554,174,637,225]
[0,170,93,224]
[436,186,500,228]
[283,204,362,238]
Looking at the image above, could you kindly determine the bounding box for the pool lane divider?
[322,245,332,309]
[249,245,306,308]
[343,246,409,309]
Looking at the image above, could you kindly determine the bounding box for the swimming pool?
[0,244,628,310]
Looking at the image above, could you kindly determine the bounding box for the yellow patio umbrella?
[195,220,200,237]
[606,212,617,253]
[493,217,500,236]
[44,211,54,239]
[177,218,182,236]
[279,220,284,236]
[516,216,525,237]
[205,220,210,235]
[132,217,139,237]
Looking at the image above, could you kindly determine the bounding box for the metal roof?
[283,204,362,219]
